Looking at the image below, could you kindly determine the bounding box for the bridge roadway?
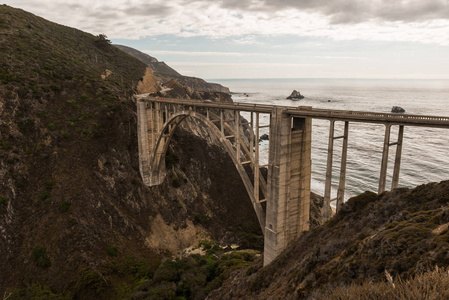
[137,96,449,266]
[148,97,449,128]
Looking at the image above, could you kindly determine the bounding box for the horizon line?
[206,77,449,81]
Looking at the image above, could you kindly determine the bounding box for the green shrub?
[78,94,89,102]
[0,196,7,205]
[47,123,56,130]
[107,245,118,257]
[45,179,54,190]
[0,139,11,150]
[31,246,51,268]
[10,283,71,300]
[194,215,210,225]
[59,201,71,213]
[78,268,106,294]
[60,130,70,138]
[18,118,35,133]
[40,191,50,200]
[165,150,179,168]
[50,84,61,92]
[171,176,181,188]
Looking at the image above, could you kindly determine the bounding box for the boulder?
[259,134,269,142]
[391,106,405,113]
[286,90,304,100]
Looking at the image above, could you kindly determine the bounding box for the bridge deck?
[144,96,449,128]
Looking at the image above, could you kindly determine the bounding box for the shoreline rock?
[286,90,304,100]
[391,106,405,113]
[259,134,269,142]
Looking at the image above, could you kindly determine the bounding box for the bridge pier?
[324,120,349,216]
[378,124,404,193]
[264,108,312,266]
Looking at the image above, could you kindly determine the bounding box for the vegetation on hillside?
[210,180,449,299]
[0,5,263,298]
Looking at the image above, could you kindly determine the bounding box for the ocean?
[212,78,449,200]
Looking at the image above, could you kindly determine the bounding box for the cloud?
[144,50,256,56]
[121,3,173,17]
[170,62,323,67]
[218,0,449,24]
[231,35,262,45]
[315,56,368,60]
[5,0,449,45]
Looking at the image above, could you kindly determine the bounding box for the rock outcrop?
[259,134,269,141]
[136,67,161,94]
[156,79,232,103]
[391,106,405,113]
[286,90,304,100]
[115,44,229,93]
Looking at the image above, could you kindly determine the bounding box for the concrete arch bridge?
[136,96,449,265]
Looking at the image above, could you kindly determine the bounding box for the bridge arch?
[148,109,266,233]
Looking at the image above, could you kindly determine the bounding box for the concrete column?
[378,124,391,194]
[235,110,240,163]
[323,120,335,219]
[250,112,254,162]
[391,125,404,190]
[149,102,155,150]
[336,121,349,212]
[254,113,260,202]
[290,117,311,235]
[164,105,168,123]
[220,109,224,136]
[137,100,151,185]
[264,108,311,266]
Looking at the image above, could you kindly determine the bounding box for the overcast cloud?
[4,0,449,78]
[4,0,449,45]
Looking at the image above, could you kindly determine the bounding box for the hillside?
[5,5,448,300]
[209,180,449,299]
[114,44,230,94]
[0,6,262,298]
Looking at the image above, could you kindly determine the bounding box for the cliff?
[209,180,449,299]
[0,6,260,298]
[114,44,230,94]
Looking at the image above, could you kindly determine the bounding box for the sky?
[4,0,449,79]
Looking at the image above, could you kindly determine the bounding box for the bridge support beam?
[137,100,167,186]
[324,121,349,215]
[378,124,404,194]
[264,108,311,266]
[391,125,404,190]
[337,121,349,212]
[323,120,335,219]
[137,100,152,185]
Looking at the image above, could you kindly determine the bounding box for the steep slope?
[114,44,230,93]
[209,180,449,299]
[114,44,181,77]
[0,6,261,298]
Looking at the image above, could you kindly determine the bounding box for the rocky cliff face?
[159,74,231,94]
[0,6,260,297]
[115,44,230,94]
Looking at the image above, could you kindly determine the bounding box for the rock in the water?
[391,106,405,113]
[286,90,304,100]
[259,134,269,142]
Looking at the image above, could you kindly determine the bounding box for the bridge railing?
[288,107,449,127]
[144,96,449,127]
